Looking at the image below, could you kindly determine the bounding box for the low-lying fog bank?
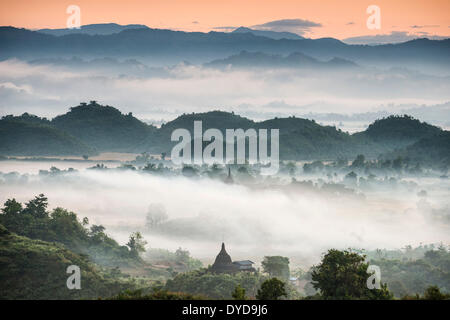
[0,165,448,267]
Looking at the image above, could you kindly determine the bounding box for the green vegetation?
[231,284,247,300]
[402,286,450,300]
[0,195,144,267]
[261,256,290,280]
[110,288,206,300]
[0,194,448,300]
[145,247,203,274]
[165,268,266,299]
[256,278,287,300]
[0,223,135,299]
[1,104,446,162]
[367,246,450,298]
[311,249,393,300]
[0,114,95,156]
[384,131,450,168]
[361,115,441,145]
[52,101,157,152]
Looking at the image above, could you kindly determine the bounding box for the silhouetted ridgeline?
[204,51,358,69]
[0,102,448,163]
[0,26,449,66]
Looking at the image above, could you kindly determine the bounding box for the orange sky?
[0,0,449,39]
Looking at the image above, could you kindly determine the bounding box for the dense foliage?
[1,104,446,161]
[52,101,157,152]
[0,223,135,299]
[261,256,290,280]
[367,246,450,298]
[0,114,94,156]
[164,268,266,299]
[0,195,143,267]
[311,249,393,300]
[256,278,287,300]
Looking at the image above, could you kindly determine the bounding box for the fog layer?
[1,168,448,265]
[1,59,449,129]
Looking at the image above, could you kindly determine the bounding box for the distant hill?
[205,51,358,69]
[1,26,449,67]
[148,111,381,160]
[0,114,95,156]
[1,105,447,161]
[355,115,442,149]
[231,27,304,40]
[51,101,157,152]
[383,131,450,167]
[37,23,149,36]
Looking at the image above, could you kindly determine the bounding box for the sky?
[0,0,449,40]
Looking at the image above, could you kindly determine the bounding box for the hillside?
[37,23,149,36]
[150,112,381,160]
[0,115,95,156]
[51,101,157,152]
[383,131,450,167]
[0,224,133,299]
[0,26,449,66]
[205,51,357,69]
[1,105,446,161]
[231,26,304,40]
[355,115,442,150]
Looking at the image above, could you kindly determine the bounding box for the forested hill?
[354,115,442,149]
[382,131,450,168]
[1,26,449,67]
[51,101,158,152]
[0,103,446,160]
[0,114,95,156]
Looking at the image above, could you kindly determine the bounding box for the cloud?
[343,31,447,45]
[0,59,449,123]
[251,18,322,35]
[192,21,199,24]
[346,22,355,26]
[1,169,449,261]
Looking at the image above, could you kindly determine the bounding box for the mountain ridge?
[1,103,446,160]
[37,23,149,36]
[1,26,449,66]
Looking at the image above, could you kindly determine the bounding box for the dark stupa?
[211,243,235,273]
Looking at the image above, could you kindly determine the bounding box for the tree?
[23,194,48,218]
[175,247,190,263]
[145,204,168,228]
[232,284,247,300]
[1,199,22,215]
[261,256,290,280]
[82,155,89,160]
[256,278,286,300]
[90,224,105,235]
[423,286,449,300]
[127,232,147,256]
[311,249,392,300]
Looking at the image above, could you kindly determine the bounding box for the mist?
[1,166,448,267]
[1,59,449,131]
